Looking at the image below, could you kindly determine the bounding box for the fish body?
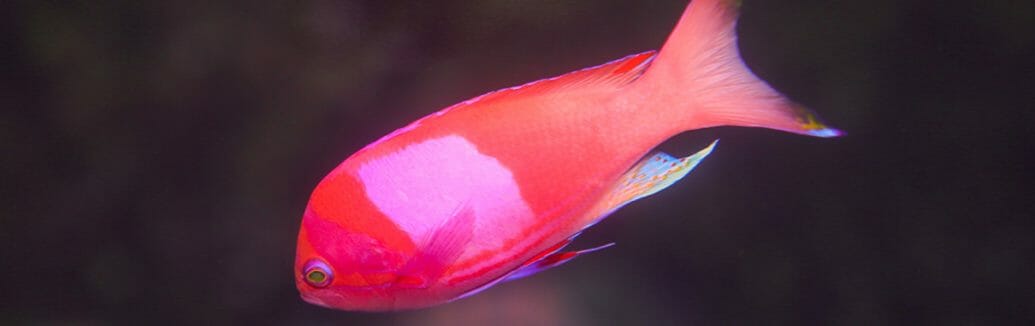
[295,0,840,311]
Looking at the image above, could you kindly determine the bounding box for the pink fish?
[296,0,840,311]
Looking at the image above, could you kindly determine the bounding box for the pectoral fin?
[394,203,476,288]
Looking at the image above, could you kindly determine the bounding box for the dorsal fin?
[461,51,656,107]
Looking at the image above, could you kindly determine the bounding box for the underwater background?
[3,0,1033,324]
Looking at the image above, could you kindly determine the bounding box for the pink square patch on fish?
[357,135,535,258]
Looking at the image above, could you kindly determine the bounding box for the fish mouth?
[300,289,405,311]
[299,292,335,309]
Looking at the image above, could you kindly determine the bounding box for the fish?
[295,0,841,311]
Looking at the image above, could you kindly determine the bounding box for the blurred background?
[3,0,1033,324]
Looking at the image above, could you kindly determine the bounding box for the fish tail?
[635,0,842,137]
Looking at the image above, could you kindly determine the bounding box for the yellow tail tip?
[795,107,844,137]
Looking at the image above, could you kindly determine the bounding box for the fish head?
[294,171,418,311]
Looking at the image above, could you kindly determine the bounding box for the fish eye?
[302,259,333,288]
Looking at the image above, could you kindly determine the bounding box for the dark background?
[3,0,1033,324]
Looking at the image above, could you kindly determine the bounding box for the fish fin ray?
[394,202,476,288]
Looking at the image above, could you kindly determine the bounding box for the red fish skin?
[298,52,668,310]
[296,0,840,311]
[299,77,654,310]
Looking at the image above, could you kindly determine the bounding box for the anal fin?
[601,140,718,215]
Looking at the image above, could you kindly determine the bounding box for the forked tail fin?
[635,0,842,137]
